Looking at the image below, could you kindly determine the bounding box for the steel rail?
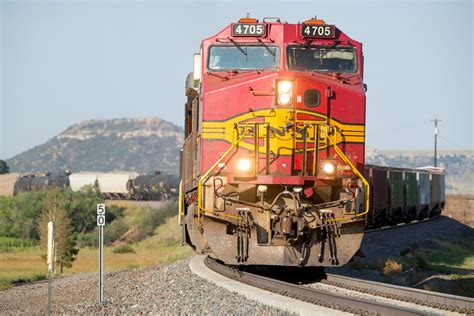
[324,273,474,314]
[204,257,424,315]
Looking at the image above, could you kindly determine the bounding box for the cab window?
[287,45,357,73]
[208,44,279,71]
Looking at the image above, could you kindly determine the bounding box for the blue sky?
[0,0,472,159]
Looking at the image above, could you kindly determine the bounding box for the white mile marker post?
[47,221,55,316]
[97,203,106,304]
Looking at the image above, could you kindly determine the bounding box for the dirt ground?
[445,194,474,227]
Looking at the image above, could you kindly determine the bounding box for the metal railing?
[194,120,369,224]
[327,126,370,222]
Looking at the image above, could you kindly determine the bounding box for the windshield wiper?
[228,38,247,56]
[257,38,275,57]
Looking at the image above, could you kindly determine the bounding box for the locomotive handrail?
[327,127,370,223]
[197,124,252,224]
[178,180,183,225]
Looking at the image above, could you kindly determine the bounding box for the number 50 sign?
[97,204,105,226]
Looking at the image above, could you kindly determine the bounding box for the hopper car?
[364,165,445,228]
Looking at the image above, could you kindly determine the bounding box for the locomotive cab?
[180,17,369,267]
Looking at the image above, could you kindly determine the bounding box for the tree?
[0,160,9,174]
[38,188,79,274]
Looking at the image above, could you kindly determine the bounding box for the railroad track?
[204,257,473,315]
[323,273,474,314]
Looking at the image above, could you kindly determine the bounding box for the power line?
[438,135,472,150]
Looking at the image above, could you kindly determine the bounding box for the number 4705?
[304,25,332,36]
[235,24,264,34]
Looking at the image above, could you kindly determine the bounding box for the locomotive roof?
[202,17,361,48]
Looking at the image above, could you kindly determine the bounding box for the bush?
[0,188,103,241]
[383,259,403,275]
[104,219,130,245]
[112,244,136,254]
[0,237,36,249]
[123,201,178,241]
[77,230,98,248]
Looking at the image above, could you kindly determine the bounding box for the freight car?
[13,172,70,195]
[96,172,139,200]
[364,165,445,228]
[179,16,445,267]
[62,171,178,201]
[1,171,179,201]
[133,172,179,201]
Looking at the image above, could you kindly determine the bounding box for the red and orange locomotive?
[180,17,369,266]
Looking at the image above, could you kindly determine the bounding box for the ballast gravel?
[0,258,289,315]
[326,215,473,283]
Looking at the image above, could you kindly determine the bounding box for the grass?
[112,244,136,254]
[0,237,36,250]
[394,232,474,296]
[0,215,193,290]
[413,235,474,273]
[0,246,45,290]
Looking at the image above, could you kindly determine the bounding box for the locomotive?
[179,16,445,267]
[180,16,369,267]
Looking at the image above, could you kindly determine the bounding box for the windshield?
[287,45,357,73]
[208,44,279,71]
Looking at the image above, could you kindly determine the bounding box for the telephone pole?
[432,119,441,167]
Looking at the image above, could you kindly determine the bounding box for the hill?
[6,117,183,175]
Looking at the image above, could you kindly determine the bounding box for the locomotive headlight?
[278,93,292,105]
[318,159,338,179]
[278,80,293,93]
[277,80,293,106]
[323,162,336,175]
[237,158,252,172]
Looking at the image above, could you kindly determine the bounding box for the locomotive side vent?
[304,89,320,107]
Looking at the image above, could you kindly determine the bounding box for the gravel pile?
[0,259,288,315]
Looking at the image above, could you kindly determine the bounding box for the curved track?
[198,215,474,314]
[204,256,473,315]
[323,273,474,314]
[206,257,422,315]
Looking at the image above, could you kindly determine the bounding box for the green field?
[0,215,193,290]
